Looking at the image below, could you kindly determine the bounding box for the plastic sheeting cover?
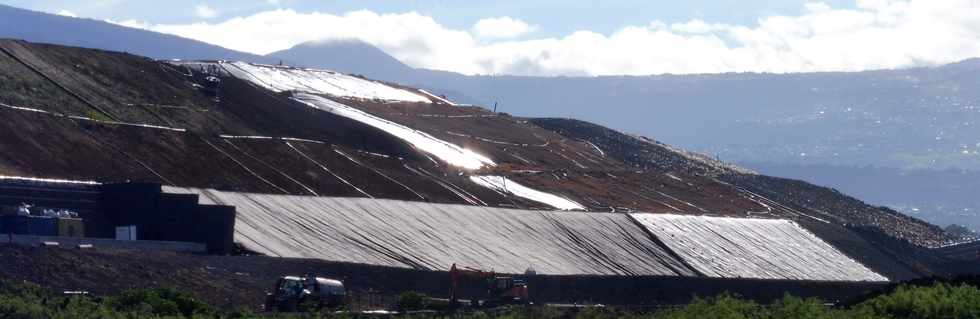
[630,214,888,282]
[470,176,585,211]
[288,95,587,210]
[167,187,695,276]
[222,62,431,103]
[292,93,495,170]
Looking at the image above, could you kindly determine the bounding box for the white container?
[115,225,137,241]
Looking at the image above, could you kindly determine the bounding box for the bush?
[854,283,980,319]
[0,281,218,319]
[654,293,763,319]
[395,291,428,311]
[107,288,213,317]
[768,295,839,319]
[574,306,616,319]
[0,279,978,318]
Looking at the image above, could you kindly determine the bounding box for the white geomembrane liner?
[418,89,458,105]
[0,175,100,185]
[291,93,494,170]
[217,62,586,210]
[293,94,582,210]
[165,187,695,276]
[630,214,888,282]
[222,61,432,103]
[470,175,585,211]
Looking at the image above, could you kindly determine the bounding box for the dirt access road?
[0,245,890,310]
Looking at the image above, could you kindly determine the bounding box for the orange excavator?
[450,263,529,308]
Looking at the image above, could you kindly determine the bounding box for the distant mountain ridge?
[0,4,274,63]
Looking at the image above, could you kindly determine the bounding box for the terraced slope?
[166,187,695,276]
[0,40,523,207]
[631,214,886,281]
[167,187,887,282]
[530,118,954,248]
[175,60,775,214]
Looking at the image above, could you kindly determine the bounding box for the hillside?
[4,5,976,172]
[0,4,976,233]
[272,41,980,172]
[740,162,980,232]
[0,39,971,284]
[269,41,980,233]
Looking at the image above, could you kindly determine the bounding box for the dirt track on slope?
[0,245,894,310]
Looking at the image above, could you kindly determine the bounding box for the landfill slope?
[631,213,888,281]
[0,40,956,280]
[290,93,494,170]
[168,187,696,276]
[220,61,432,103]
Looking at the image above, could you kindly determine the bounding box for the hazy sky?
[4,0,979,76]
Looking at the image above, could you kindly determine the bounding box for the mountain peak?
[267,39,413,77]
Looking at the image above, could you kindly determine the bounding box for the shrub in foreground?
[0,280,978,318]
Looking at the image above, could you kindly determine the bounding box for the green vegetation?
[0,281,216,319]
[0,281,978,318]
[394,291,429,311]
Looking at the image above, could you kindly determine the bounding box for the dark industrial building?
[0,179,235,254]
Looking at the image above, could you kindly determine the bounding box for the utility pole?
[493,102,498,113]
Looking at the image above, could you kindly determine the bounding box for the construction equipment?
[450,263,529,308]
[264,274,346,312]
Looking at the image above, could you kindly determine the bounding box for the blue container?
[2,215,29,234]
[27,216,58,236]
[1,216,61,236]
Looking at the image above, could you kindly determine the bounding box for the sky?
[4,0,980,76]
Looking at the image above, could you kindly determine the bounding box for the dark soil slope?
[0,40,519,206]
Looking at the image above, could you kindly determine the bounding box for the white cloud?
[117,1,980,76]
[804,2,833,13]
[113,19,150,29]
[195,4,218,18]
[56,10,77,18]
[472,16,536,39]
[670,19,730,34]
